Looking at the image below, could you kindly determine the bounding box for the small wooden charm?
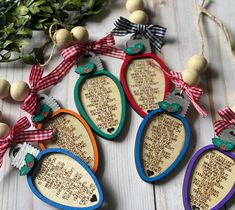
[36,94,99,173]
[26,148,103,210]
[121,38,169,117]
[183,145,235,210]
[74,53,126,139]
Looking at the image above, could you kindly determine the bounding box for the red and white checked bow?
[21,64,72,115]
[165,71,207,117]
[61,33,126,60]
[214,107,235,136]
[0,117,53,167]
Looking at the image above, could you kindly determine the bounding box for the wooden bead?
[0,79,10,99]
[10,81,30,102]
[71,26,89,44]
[187,55,208,73]
[0,123,10,138]
[182,69,201,86]
[0,111,2,122]
[231,105,235,113]
[129,10,148,24]
[126,0,144,13]
[53,29,73,48]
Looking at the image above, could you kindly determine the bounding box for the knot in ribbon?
[61,34,126,60]
[214,107,235,136]
[168,71,207,117]
[0,116,53,167]
[112,17,167,52]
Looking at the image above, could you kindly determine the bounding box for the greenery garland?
[0,0,108,65]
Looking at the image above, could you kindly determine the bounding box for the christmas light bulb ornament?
[10,80,30,102]
[0,79,10,99]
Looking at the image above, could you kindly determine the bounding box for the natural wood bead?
[231,105,235,113]
[182,69,201,86]
[71,26,89,44]
[0,79,10,99]
[10,81,30,102]
[0,123,10,138]
[53,29,73,48]
[129,10,148,24]
[0,111,2,122]
[126,0,144,13]
[187,55,208,73]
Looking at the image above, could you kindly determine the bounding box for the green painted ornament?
[124,43,144,55]
[212,137,234,151]
[19,153,36,176]
[32,104,52,123]
[75,63,95,75]
[158,101,181,113]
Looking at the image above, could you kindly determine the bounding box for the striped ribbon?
[112,16,167,52]
[21,34,125,115]
[214,107,235,135]
[0,117,53,167]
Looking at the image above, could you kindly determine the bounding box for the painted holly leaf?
[19,153,35,176]
[212,137,234,151]
[124,42,145,55]
[158,101,181,113]
[75,63,95,75]
[32,104,52,123]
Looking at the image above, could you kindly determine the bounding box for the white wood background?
[0,0,235,209]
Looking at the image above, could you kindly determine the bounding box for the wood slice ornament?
[121,38,169,117]
[34,94,99,173]
[135,90,191,182]
[183,106,235,210]
[9,145,103,210]
[74,52,126,140]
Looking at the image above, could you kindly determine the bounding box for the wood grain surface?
[0,0,234,209]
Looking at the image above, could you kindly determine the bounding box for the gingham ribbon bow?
[0,117,53,167]
[214,107,235,135]
[112,17,167,52]
[61,33,126,60]
[21,64,71,115]
[167,71,207,116]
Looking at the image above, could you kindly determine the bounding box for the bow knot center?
[135,24,146,34]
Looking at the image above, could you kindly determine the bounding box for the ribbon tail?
[191,100,208,117]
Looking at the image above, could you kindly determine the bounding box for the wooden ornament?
[27,148,104,210]
[37,109,99,173]
[0,79,10,99]
[53,29,73,49]
[129,10,148,24]
[0,122,10,138]
[74,70,126,139]
[121,53,169,117]
[135,109,190,182]
[187,55,208,73]
[71,26,89,44]
[183,145,235,210]
[182,69,200,86]
[10,80,30,102]
[126,0,144,13]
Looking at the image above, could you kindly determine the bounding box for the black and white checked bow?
[112,17,167,52]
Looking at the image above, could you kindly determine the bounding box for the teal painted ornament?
[124,43,144,55]
[19,153,35,176]
[158,101,181,113]
[212,137,234,151]
[75,63,95,75]
[33,104,52,123]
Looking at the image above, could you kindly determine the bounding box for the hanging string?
[197,0,235,60]
[39,23,64,67]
